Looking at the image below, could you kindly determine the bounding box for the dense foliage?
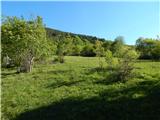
[110,36,125,57]
[46,27,111,57]
[136,37,160,60]
[1,16,54,72]
[114,49,139,81]
[47,27,160,60]
[2,15,159,73]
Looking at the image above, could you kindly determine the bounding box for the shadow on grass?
[47,80,84,89]
[47,69,73,75]
[92,70,125,85]
[1,72,17,78]
[45,69,85,89]
[85,67,111,75]
[94,70,160,86]
[14,80,160,120]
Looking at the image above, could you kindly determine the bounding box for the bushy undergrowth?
[105,49,139,82]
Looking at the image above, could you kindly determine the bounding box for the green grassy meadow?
[2,56,160,120]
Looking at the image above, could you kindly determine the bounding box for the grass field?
[2,56,160,120]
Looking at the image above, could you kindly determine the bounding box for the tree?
[95,40,105,69]
[73,35,83,46]
[111,36,125,57]
[102,40,113,51]
[105,50,118,70]
[56,36,66,63]
[64,34,73,55]
[95,40,105,57]
[71,45,81,56]
[151,41,160,60]
[1,16,53,72]
[81,44,96,57]
[136,37,160,59]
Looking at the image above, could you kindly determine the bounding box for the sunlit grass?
[2,56,160,120]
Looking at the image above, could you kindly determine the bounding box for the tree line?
[136,37,160,60]
[1,16,160,74]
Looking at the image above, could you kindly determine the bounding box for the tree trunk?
[2,55,11,68]
[17,55,34,73]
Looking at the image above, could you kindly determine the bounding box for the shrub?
[114,50,139,82]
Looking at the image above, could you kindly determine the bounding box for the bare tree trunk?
[2,55,12,68]
[17,54,34,73]
[25,56,34,72]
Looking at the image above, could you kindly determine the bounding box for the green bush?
[105,49,139,82]
[114,50,139,82]
[136,38,160,60]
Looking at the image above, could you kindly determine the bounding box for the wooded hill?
[46,27,106,44]
[45,27,115,57]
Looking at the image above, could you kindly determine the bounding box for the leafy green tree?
[151,41,160,60]
[105,50,118,69]
[73,35,83,46]
[102,40,113,51]
[56,36,66,63]
[1,16,53,72]
[64,34,73,55]
[136,37,160,59]
[95,40,105,57]
[95,40,105,69]
[72,45,81,56]
[81,44,96,57]
[56,45,65,63]
[111,36,125,57]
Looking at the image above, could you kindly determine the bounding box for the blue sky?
[2,1,160,45]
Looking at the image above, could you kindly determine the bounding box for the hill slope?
[46,27,107,44]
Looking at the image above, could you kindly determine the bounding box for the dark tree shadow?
[93,70,124,85]
[45,69,85,89]
[1,72,17,78]
[14,80,160,120]
[85,67,112,75]
[47,69,73,75]
[46,80,84,89]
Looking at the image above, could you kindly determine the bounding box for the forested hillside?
[46,27,113,57]
[46,27,160,60]
[46,27,136,58]
[46,27,106,43]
